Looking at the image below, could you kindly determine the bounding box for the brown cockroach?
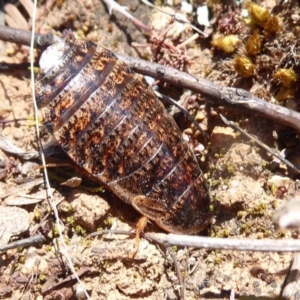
[35,38,211,234]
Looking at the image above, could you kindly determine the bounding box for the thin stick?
[29,5,91,300]
[118,53,300,132]
[0,233,46,252]
[155,91,206,141]
[167,246,185,299]
[147,233,300,252]
[101,0,151,32]
[1,25,60,48]
[90,228,300,253]
[141,0,207,37]
[41,267,93,295]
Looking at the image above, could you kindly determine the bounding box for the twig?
[117,53,300,132]
[0,177,44,199]
[86,229,135,239]
[167,246,185,300]
[0,233,46,252]
[101,0,151,32]
[0,133,39,160]
[29,2,90,297]
[0,25,61,48]
[147,233,300,252]
[219,114,300,174]
[0,26,300,132]
[41,266,93,295]
[141,0,207,37]
[89,229,300,253]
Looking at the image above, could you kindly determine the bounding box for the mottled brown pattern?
[36,39,211,234]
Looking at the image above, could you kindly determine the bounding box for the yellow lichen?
[245,31,261,56]
[234,56,255,78]
[247,2,270,27]
[274,68,297,88]
[212,35,241,53]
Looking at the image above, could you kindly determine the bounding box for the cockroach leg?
[131,215,149,258]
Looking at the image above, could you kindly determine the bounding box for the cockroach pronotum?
[36,38,211,234]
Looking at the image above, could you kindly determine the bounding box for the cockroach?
[35,38,211,234]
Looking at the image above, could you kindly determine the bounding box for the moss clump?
[214,256,222,265]
[225,163,236,174]
[237,211,246,219]
[75,225,86,236]
[248,203,267,216]
[66,216,75,225]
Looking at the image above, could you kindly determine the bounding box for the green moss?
[66,216,75,225]
[271,185,278,195]
[65,204,73,212]
[64,237,70,245]
[45,245,52,252]
[211,179,221,187]
[220,148,227,156]
[223,178,231,186]
[112,40,119,48]
[39,274,47,283]
[213,195,221,202]
[171,246,178,252]
[52,226,59,237]
[154,0,163,6]
[233,261,240,268]
[204,68,212,76]
[249,203,267,216]
[240,223,247,231]
[257,233,264,239]
[276,230,286,238]
[75,225,86,236]
[214,256,222,264]
[245,228,251,235]
[83,186,105,193]
[103,217,114,227]
[85,239,92,247]
[225,163,236,174]
[235,131,241,138]
[209,205,216,212]
[209,165,216,172]
[272,200,278,209]
[19,256,26,264]
[237,211,246,219]
[223,229,230,237]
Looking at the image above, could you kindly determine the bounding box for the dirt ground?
[1,0,300,299]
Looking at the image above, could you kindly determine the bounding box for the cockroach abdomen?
[36,39,211,234]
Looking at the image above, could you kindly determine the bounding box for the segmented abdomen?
[36,39,210,234]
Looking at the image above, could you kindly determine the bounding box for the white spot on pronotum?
[39,42,69,74]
